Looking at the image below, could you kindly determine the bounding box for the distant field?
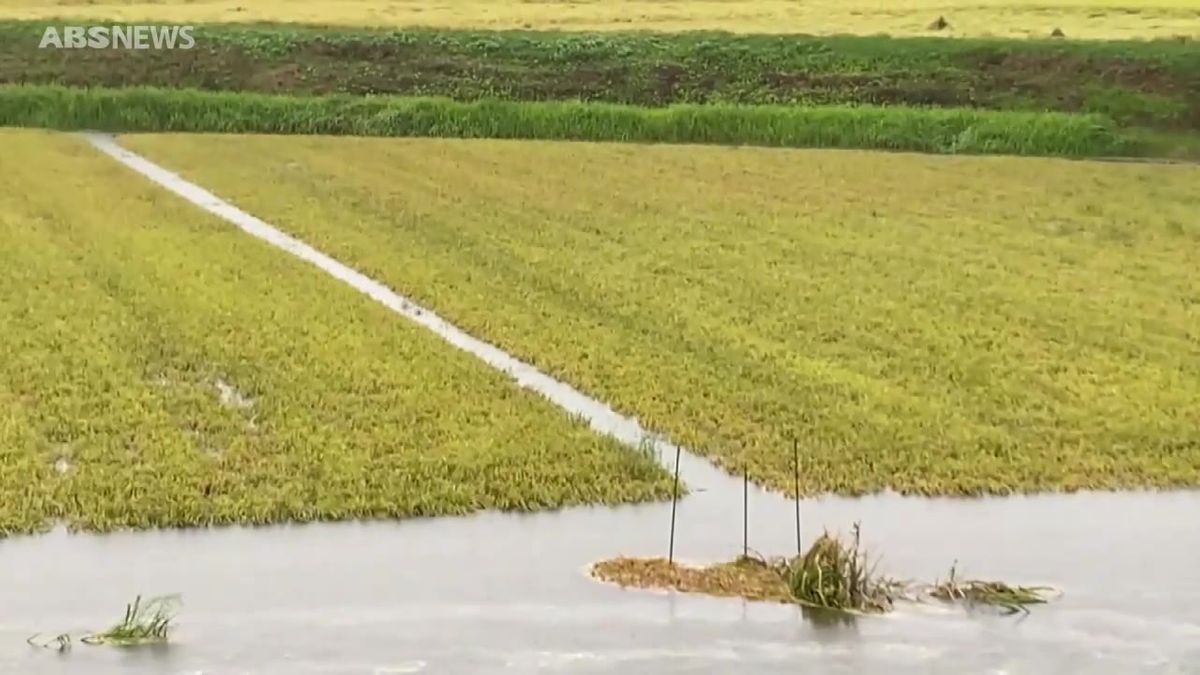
[4,22,1197,135]
[0,129,671,536]
[122,133,1200,497]
[0,0,1197,39]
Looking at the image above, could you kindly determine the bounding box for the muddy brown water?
[3,134,1197,673]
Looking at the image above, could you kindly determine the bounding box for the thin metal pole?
[742,469,749,558]
[794,437,802,556]
[668,445,681,564]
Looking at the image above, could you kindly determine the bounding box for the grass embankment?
[0,84,1129,157]
[1,22,1196,133]
[122,133,1200,496]
[0,129,672,537]
[0,0,1196,39]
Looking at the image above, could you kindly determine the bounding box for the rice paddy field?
[0,128,674,536]
[2,0,1200,669]
[115,132,1200,497]
[1,0,1197,39]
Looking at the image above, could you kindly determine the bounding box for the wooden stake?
[668,445,681,564]
[794,437,802,555]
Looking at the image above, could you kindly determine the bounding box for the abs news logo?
[39,25,196,50]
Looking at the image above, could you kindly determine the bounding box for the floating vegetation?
[925,562,1057,615]
[592,524,1059,617]
[592,555,794,604]
[81,595,180,646]
[27,595,180,650]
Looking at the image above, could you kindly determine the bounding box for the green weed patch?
[0,85,1129,157]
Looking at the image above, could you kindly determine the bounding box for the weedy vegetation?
[0,129,674,536]
[121,133,1200,497]
[0,0,1195,39]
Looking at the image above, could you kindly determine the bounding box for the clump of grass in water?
[592,524,1059,617]
[777,522,895,614]
[79,595,179,646]
[928,561,1054,615]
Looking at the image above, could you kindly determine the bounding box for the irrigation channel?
[0,133,1196,674]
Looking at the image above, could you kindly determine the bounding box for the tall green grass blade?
[0,85,1129,158]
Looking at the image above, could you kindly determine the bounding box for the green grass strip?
[0,85,1127,157]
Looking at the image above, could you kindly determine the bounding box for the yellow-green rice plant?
[120,133,1200,497]
[0,0,1195,39]
[0,129,673,536]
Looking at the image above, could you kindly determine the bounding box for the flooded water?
[2,480,1198,674]
[4,133,1190,674]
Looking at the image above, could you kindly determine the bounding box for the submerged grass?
[0,0,1195,39]
[80,595,178,646]
[120,133,1200,496]
[0,85,1129,158]
[29,595,179,648]
[0,129,673,536]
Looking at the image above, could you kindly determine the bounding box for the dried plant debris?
[592,555,794,604]
[924,562,1058,615]
[26,633,71,652]
[593,524,1060,617]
